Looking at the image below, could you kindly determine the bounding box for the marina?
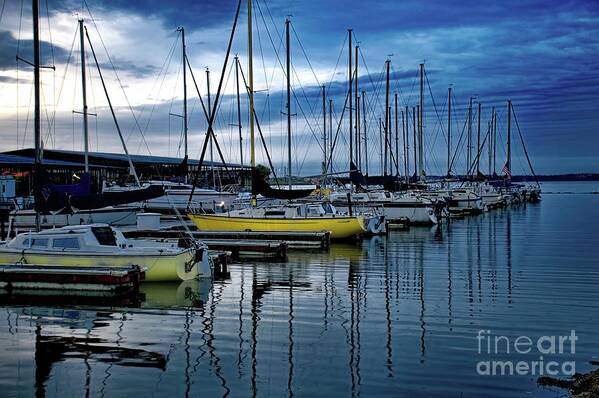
[0,185,597,397]
[0,0,596,396]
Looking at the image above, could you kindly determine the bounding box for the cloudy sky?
[0,0,598,176]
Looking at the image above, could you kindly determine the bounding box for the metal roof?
[0,148,246,169]
[0,153,98,168]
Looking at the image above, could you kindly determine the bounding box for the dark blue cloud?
[0,30,69,70]
[1,0,598,174]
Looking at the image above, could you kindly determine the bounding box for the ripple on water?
[0,189,598,397]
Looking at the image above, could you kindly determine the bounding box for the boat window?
[307,207,320,215]
[31,238,48,248]
[52,238,80,250]
[264,210,286,216]
[22,238,30,246]
[92,227,117,246]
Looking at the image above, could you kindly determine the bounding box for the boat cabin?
[6,224,129,252]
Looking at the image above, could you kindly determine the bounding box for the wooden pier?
[0,264,144,296]
[124,229,330,261]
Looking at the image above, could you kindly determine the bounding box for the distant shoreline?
[511,174,599,182]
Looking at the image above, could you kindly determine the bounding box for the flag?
[502,161,512,180]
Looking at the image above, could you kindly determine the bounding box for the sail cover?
[349,162,367,187]
[34,168,164,213]
[251,168,313,200]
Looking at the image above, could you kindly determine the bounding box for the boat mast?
[354,45,359,168]
[447,86,451,177]
[206,68,215,188]
[467,96,473,177]
[248,0,256,206]
[384,59,390,176]
[285,18,292,190]
[401,108,406,180]
[507,100,511,178]
[79,19,89,173]
[85,27,140,186]
[389,106,393,175]
[180,28,188,160]
[235,56,243,167]
[378,117,383,175]
[348,29,353,176]
[404,105,409,180]
[493,107,497,175]
[357,94,361,169]
[419,63,424,181]
[329,98,333,175]
[488,114,493,177]
[33,0,42,231]
[476,102,481,177]
[394,93,399,177]
[361,91,368,176]
[413,106,418,178]
[322,85,326,179]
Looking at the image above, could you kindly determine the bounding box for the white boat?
[104,181,237,213]
[0,224,210,282]
[9,205,140,229]
[385,192,439,224]
[331,190,438,225]
[451,188,484,214]
[478,184,505,209]
[433,188,484,215]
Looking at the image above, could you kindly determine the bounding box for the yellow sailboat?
[188,1,365,240]
[189,205,366,239]
[0,225,210,282]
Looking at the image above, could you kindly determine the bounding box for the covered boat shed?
[0,148,248,194]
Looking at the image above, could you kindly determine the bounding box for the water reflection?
[141,279,212,309]
[34,323,167,396]
[1,195,598,397]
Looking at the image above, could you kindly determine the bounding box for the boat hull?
[380,203,438,225]
[448,198,484,214]
[146,192,236,213]
[188,214,365,239]
[0,249,202,282]
[331,205,386,235]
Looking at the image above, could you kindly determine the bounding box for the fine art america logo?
[476,330,577,376]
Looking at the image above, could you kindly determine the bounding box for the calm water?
[1,182,598,397]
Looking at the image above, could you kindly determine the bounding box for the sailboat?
[10,18,163,229]
[188,2,365,240]
[0,224,210,281]
[0,1,210,282]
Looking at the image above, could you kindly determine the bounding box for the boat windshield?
[92,227,117,246]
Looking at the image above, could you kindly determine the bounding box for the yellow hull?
[188,214,365,239]
[0,250,198,282]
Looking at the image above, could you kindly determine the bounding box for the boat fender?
[194,248,204,262]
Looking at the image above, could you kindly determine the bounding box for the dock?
[124,229,330,260]
[0,264,144,298]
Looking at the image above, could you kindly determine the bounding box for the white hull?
[145,191,236,212]
[449,198,484,213]
[382,204,438,225]
[10,206,139,229]
[104,183,236,213]
[481,193,503,207]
